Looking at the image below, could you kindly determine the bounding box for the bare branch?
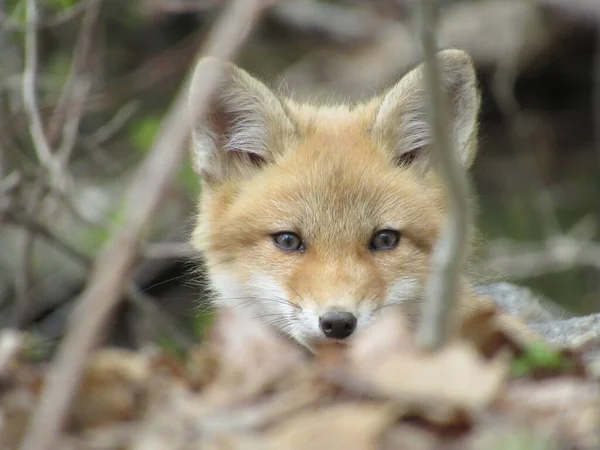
[20,1,270,449]
[415,0,472,351]
[21,0,57,175]
[47,1,100,162]
[85,101,139,146]
[3,208,91,268]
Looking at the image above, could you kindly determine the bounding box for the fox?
[188,49,536,351]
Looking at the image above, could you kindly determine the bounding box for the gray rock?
[475,282,571,324]
[478,282,600,356]
[530,314,600,348]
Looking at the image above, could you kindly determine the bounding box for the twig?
[3,208,91,268]
[85,101,139,145]
[47,1,100,158]
[55,77,92,165]
[414,0,471,351]
[20,1,269,449]
[21,0,58,178]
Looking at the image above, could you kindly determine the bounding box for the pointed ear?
[188,57,295,186]
[371,49,481,172]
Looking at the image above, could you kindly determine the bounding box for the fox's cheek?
[382,277,422,308]
[209,268,251,311]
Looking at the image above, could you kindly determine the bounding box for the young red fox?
[188,49,533,351]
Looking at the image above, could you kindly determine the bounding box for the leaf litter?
[1,303,600,450]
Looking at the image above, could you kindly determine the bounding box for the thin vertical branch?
[21,0,56,173]
[48,1,100,161]
[19,1,269,449]
[414,0,471,351]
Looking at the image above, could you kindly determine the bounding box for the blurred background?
[1,0,599,351]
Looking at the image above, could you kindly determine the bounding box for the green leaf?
[510,341,575,377]
[190,309,214,342]
[156,333,185,360]
[177,155,201,195]
[129,116,161,152]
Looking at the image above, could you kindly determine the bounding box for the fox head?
[189,49,481,350]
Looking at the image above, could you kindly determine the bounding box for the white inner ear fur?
[372,49,481,169]
[188,57,295,184]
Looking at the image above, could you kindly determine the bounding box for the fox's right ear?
[188,57,295,186]
[370,49,480,174]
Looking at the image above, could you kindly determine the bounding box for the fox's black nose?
[319,311,357,339]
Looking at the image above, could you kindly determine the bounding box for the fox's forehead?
[285,100,378,149]
[232,132,442,250]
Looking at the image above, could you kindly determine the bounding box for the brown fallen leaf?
[0,383,38,449]
[198,308,307,407]
[68,348,150,430]
[131,382,204,450]
[498,377,600,449]
[267,402,397,450]
[458,295,543,358]
[380,423,441,450]
[349,310,415,368]
[203,434,274,450]
[186,345,220,391]
[351,332,509,425]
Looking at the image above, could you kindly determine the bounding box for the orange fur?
[188,50,531,350]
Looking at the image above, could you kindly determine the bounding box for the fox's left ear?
[188,57,295,186]
[371,49,480,172]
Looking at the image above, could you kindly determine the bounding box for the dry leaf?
[199,308,307,406]
[186,345,220,390]
[132,382,205,450]
[0,386,38,448]
[349,310,415,368]
[267,403,396,450]
[203,434,274,450]
[351,339,509,424]
[459,299,543,357]
[498,378,600,449]
[69,348,150,429]
[380,423,441,450]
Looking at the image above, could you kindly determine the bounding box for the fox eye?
[369,229,400,251]
[272,232,304,252]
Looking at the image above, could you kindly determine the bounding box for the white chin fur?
[209,268,421,347]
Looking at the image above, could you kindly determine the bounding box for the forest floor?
[2,302,600,450]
